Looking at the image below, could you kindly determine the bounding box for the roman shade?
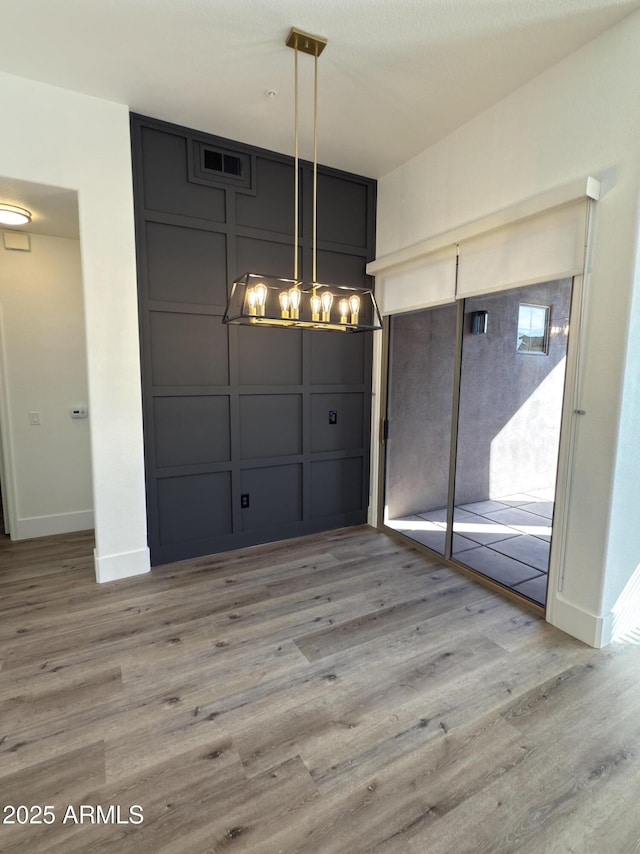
[375,245,457,316]
[456,199,589,298]
[367,178,598,313]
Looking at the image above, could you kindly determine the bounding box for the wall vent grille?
[203,148,243,177]
[189,139,253,191]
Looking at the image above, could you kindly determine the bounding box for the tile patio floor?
[387,487,555,606]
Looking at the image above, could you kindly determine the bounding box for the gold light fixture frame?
[223,27,382,333]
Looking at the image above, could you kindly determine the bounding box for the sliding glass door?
[382,278,573,608]
[452,280,572,605]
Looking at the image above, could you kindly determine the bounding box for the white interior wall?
[0,233,93,538]
[374,11,640,646]
[605,217,640,640]
[0,72,149,581]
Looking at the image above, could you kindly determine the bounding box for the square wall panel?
[239,395,302,459]
[240,464,302,531]
[316,249,368,289]
[146,222,227,305]
[311,457,363,518]
[157,472,232,545]
[311,393,364,452]
[236,158,295,235]
[310,332,366,385]
[149,312,228,387]
[141,127,226,222]
[238,326,302,386]
[317,174,368,247]
[154,396,230,468]
[236,236,298,281]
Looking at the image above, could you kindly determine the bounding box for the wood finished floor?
[1,526,640,853]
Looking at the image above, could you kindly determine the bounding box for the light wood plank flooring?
[1,525,640,853]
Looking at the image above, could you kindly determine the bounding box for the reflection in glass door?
[384,304,457,555]
[382,278,573,609]
[452,280,572,606]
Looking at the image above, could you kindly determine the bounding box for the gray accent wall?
[131,115,376,564]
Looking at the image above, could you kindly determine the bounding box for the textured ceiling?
[0,0,639,182]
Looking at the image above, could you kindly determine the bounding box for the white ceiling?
[0,0,639,235]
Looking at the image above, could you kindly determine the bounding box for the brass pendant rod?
[294,44,299,283]
[312,47,318,289]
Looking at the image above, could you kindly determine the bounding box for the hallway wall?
[0,232,93,537]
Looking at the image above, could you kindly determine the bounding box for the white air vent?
[3,232,30,251]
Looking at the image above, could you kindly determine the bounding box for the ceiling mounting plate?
[286,27,327,57]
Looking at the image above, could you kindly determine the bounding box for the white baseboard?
[548,594,613,648]
[94,546,150,583]
[13,509,94,540]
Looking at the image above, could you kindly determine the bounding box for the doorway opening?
[383,278,573,609]
[0,176,93,543]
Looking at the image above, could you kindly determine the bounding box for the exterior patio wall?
[455,280,571,504]
[386,304,456,518]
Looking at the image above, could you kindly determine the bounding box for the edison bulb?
[339,298,349,324]
[279,290,290,319]
[310,294,321,322]
[289,286,301,319]
[246,287,257,316]
[348,294,360,324]
[254,283,268,316]
[320,291,333,322]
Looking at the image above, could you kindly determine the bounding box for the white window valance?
[375,245,457,316]
[366,177,599,312]
[456,199,589,299]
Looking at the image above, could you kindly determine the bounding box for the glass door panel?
[452,279,572,606]
[384,304,457,555]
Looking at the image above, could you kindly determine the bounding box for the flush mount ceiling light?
[223,27,382,333]
[0,204,31,226]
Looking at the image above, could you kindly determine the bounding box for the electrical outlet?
[240,493,250,509]
[329,410,338,425]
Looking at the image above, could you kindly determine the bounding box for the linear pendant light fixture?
[223,27,382,333]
